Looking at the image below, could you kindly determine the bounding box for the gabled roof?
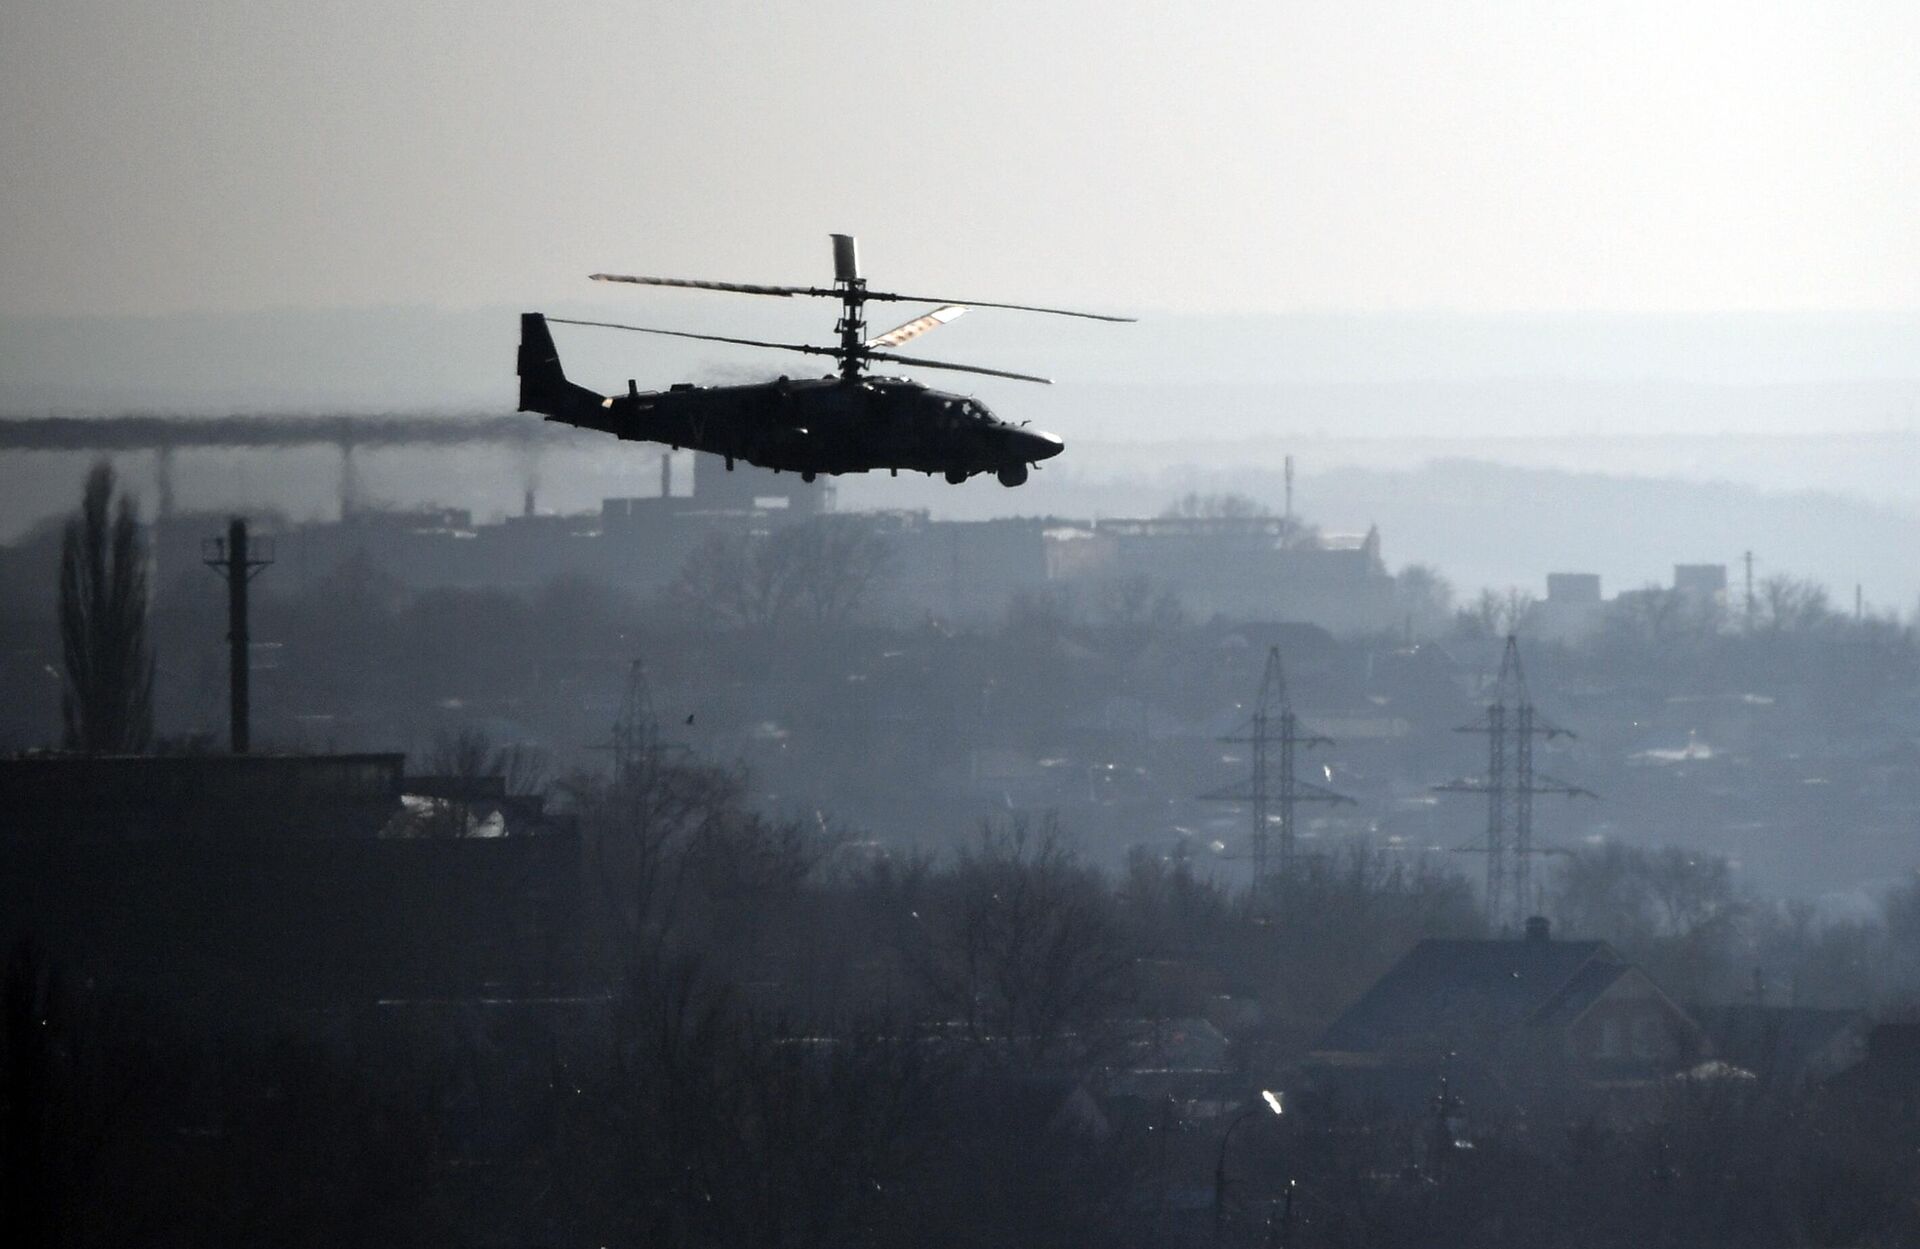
[1317,937,1623,1055]
[1114,1016,1232,1073]
[1528,959,1637,1031]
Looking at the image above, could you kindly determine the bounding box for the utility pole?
[1435,635,1592,930]
[1202,647,1353,894]
[1743,550,1755,631]
[1429,1076,1466,1178]
[202,518,273,754]
[336,434,361,520]
[154,445,175,520]
[1283,454,1295,546]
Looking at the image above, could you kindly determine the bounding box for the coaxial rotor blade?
[865,304,967,349]
[588,275,833,298]
[864,350,1052,384]
[546,317,839,360]
[588,272,1135,322]
[864,290,1135,322]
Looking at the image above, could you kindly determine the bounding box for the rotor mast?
[830,234,867,381]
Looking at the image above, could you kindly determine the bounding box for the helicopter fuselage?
[519,313,1062,485]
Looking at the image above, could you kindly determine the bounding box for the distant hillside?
[839,451,1920,612]
[4,305,1916,608]
[5,305,1918,439]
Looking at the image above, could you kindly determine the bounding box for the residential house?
[1299,917,1708,1121]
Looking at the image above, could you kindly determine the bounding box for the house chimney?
[1524,916,1551,943]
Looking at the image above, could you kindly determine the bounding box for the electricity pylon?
[1202,646,1353,892]
[1435,634,1593,930]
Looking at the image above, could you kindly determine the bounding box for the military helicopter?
[517,233,1131,486]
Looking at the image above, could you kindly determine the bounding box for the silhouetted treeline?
[14,721,1920,1245]
[12,748,1920,1245]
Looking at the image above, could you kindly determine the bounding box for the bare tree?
[426,725,496,781]
[670,531,791,629]
[424,726,551,799]
[58,461,153,754]
[1755,574,1834,636]
[408,727,551,837]
[669,518,892,629]
[1454,587,1504,639]
[1002,584,1079,643]
[1162,491,1270,520]
[575,748,833,988]
[780,517,894,626]
[1395,563,1455,636]
[1094,574,1185,638]
[901,814,1137,1065]
[1496,588,1539,636]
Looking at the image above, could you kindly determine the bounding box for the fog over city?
[4,3,1919,1247]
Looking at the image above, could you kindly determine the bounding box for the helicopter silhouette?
[517,234,1131,486]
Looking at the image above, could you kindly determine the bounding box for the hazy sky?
[5,0,1918,319]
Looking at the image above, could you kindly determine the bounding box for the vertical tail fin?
[517,313,601,415]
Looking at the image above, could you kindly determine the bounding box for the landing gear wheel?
[802,471,816,483]
[996,464,1029,487]
[944,469,968,485]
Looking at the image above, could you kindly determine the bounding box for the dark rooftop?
[1317,931,1624,1056]
[0,752,405,840]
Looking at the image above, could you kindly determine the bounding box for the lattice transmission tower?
[1434,634,1593,930]
[1202,646,1353,891]
[606,658,661,786]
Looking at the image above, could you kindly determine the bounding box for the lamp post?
[1267,1180,1296,1249]
[1215,1089,1284,1245]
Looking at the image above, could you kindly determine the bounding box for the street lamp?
[1215,1089,1284,1245]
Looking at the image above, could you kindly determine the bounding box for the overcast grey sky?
[5,0,1918,319]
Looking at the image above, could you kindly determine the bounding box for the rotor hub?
[833,278,868,380]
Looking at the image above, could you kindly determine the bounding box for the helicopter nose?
[1019,429,1065,462]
